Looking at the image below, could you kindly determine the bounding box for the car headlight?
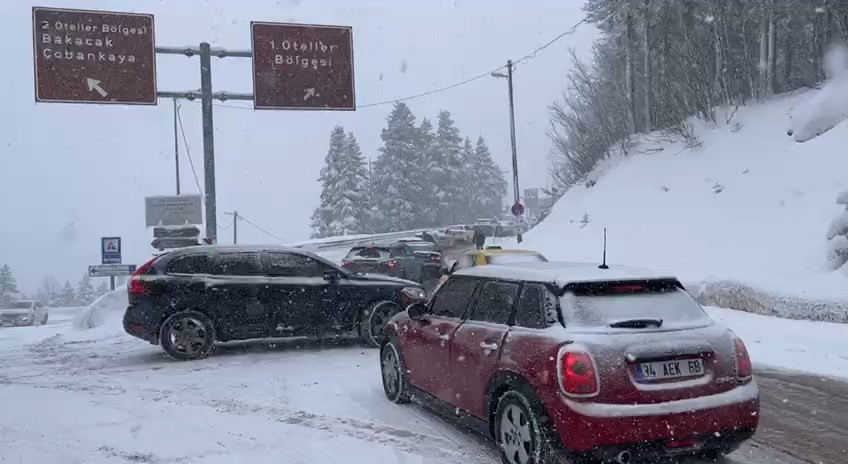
[401,287,426,300]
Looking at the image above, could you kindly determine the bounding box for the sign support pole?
[110,276,115,291]
[173,98,181,196]
[199,43,218,244]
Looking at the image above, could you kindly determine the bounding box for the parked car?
[0,300,48,326]
[341,241,428,283]
[123,245,427,360]
[444,225,474,243]
[380,261,758,464]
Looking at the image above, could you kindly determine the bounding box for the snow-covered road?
[0,303,839,464]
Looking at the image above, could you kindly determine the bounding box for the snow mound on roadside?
[790,43,848,143]
[72,285,127,330]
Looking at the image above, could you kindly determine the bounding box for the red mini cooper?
[379,261,758,464]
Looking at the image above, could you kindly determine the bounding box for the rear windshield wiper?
[609,318,663,329]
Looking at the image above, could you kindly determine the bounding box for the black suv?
[341,241,429,283]
[123,245,427,360]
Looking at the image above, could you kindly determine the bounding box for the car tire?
[494,390,559,464]
[380,340,411,404]
[159,310,216,361]
[358,301,401,348]
[41,313,48,325]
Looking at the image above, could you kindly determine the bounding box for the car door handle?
[480,342,498,351]
[438,333,450,341]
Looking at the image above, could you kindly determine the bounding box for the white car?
[0,300,48,326]
[444,225,474,243]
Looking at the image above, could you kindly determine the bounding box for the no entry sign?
[32,7,157,105]
[251,22,355,110]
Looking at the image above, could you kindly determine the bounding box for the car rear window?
[3,301,33,309]
[347,247,390,259]
[486,253,547,265]
[407,242,436,252]
[559,280,709,328]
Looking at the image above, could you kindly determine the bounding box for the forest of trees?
[310,103,507,237]
[549,0,848,192]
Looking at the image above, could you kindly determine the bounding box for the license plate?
[635,358,704,380]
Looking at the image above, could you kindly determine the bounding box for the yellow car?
[438,246,548,285]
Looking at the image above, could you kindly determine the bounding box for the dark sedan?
[123,245,427,360]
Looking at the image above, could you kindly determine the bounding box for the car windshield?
[346,247,390,259]
[486,253,547,264]
[2,301,33,309]
[560,281,710,329]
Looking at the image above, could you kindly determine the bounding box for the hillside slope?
[526,90,848,305]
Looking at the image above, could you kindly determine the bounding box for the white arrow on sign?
[86,78,108,98]
[303,88,316,101]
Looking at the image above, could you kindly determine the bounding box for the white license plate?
[635,358,704,380]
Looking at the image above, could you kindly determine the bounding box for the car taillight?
[558,347,599,397]
[128,256,158,296]
[341,260,353,268]
[734,336,753,381]
[385,260,398,269]
[430,255,441,263]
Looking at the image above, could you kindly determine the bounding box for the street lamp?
[492,59,523,243]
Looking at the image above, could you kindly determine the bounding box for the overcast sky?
[0,0,596,292]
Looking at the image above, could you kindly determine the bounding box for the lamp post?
[492,60,523,243]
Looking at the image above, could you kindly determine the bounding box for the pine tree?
[469,137,508,219]
[416,118,440,226]
[59,281,75,307]
[76,274,96,306]
[0,265,19,305]
[372,102,430,231]
[433,110,465,225]
[96,280,110,297]
[310,127,371,238]
[36,276,61,306]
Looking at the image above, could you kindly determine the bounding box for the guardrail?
[291,228,432,251]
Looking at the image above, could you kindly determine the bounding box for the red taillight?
[385,260,398,269]
[430,255,441,263]
[128,256,158,296]
[734,336,753,380]
[558,348,599,397]
[341,260,353,268]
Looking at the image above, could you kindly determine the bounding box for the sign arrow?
[86,78,108,98]
[303,88,316,101]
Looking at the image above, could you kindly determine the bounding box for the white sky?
[0,0,596,292]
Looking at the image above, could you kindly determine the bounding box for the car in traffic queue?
[122,245,427,360]
[438,247,549,287]
[0,300,48,326]
[444,225,475,243]
[341,241,430,284]
[379,261,759,464]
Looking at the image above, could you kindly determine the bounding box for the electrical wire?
[192,14,592,112]
[175,102,205,195]
[236,214,288,243]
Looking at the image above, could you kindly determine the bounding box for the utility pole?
[492,59,523,243]
[233,211,238,244]
[173,98,181,195]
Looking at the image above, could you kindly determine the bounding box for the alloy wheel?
[500,403,533,464]
[167,317,208,356]
[381,345,400,397]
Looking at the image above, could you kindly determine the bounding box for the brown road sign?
[251,22,355,110]
[32,7,157,105]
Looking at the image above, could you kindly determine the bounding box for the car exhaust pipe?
[614,450,631,464]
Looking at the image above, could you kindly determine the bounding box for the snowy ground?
[0,288,843,463]
[523,88,848,306]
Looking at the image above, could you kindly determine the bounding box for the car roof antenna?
[598,228,609,269]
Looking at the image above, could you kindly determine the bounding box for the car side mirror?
[406,303,429,321]
[323,270,341,282]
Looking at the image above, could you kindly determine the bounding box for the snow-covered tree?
[96,280,109,297]
[827,190,848,269]
[0,265,19,305]
[372,102,430,231]
[75,274,96,306]
[36,276,61,306]
[468,136,508,219]
[58,281,75,307]
[416,118,440,226]
[310,127,371,238]
[432,110,465,225]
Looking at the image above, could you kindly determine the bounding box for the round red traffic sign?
[511,202,525,216]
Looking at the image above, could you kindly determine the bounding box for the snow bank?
[73,284,127,330]
[789,43,848,142]
[525,89,848,320]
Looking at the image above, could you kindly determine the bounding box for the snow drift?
[73,284,127,330]
[789,42,848,142]
[526,89,848,322]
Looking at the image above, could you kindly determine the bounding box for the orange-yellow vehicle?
[438,246,548,286]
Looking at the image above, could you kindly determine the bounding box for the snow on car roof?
[454,261,677,287]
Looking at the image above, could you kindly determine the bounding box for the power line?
[236,214,288,243]
[175,101,205,195]
[194,14,592,112]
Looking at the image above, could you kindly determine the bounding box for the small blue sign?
[101,236,122,264]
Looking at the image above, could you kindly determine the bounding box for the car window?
[560,281,710,328]
[167,254,213,274]
[469,281,520,325]
[515,285,546,329]
[212,252,263,276]
[347,247,389,259]
[268,253,321,277]
[430,277,478,319]
[486,253,547,265]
